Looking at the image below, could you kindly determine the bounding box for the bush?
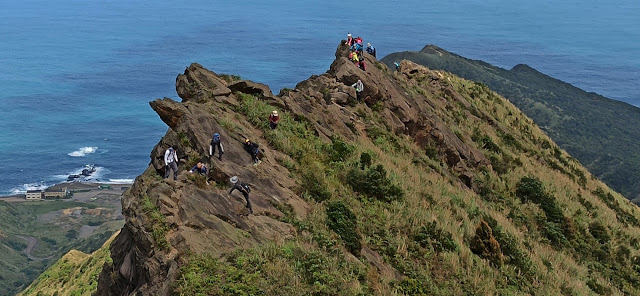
[589,222,610,245]
[301,169,332,202]
[326,201,361,256]
[347,163,404,202]
[328,136,355,163]
[397,278,429,295]
[516,177,546,204]
[414,221,459,252]
[470,220,503,267]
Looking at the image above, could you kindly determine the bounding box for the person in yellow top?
[351,51,359,63]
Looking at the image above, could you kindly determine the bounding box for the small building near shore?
[25,190,43,200]
[44,188,68,199]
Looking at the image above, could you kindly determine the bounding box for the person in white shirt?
[164,145,179,180]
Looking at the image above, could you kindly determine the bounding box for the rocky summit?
[73,42,640,295]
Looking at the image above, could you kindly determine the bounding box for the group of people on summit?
[346,33,375,71]
[162,110,282,215]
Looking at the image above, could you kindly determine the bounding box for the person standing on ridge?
[346,33,354,46]
[394,62,401,72]
[268,110,280,129]
[243,138,261,165]
[366,43,376,58]
[229,176,253,214]
[352,80,364,101]
[210,132,224,161]
[164,145,179,180]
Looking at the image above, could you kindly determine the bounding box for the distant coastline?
[0,181,132,202]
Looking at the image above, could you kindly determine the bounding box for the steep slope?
[90,42,640,295]
[0,197,122,296]
[18,231,119,296]
[381,46,640,200]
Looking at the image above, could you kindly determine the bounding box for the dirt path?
[17,235,53,260]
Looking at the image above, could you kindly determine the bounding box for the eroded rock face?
[97,42,491,295]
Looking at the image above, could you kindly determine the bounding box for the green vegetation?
[201,70,640,295]
[18,232,118,296]
[0,199,122,296]
[382,45,640,200]
[141,195,170,250]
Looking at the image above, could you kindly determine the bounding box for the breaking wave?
[68,147,98,157]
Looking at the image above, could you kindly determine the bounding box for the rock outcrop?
[96,42,493,295]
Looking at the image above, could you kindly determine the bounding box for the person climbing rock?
[366,43,376,58]
[189,161,208,175]
[352,80,364,101]
[209,132,224,161]
[243,138,261,165]
[359,58,367,71]
[229,176,253,214]
[164,145,178,180]
[351,50,359,64]
[394,62,401,72]
[268,110,280,129]
[346,33,354,46]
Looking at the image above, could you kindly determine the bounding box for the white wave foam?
[106,179,135,184]
[68,147,98,157]
[10,182,49,195]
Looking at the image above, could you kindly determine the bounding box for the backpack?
[242,184,251,193]
[211,133,220,144]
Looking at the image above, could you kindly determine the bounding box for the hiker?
[359,58,367,71]
[355,37,364,56]
[394,62,400,72]
[351,51,359,64]
[243,138,261,165]
[350,42,363,53]
[188,161,208,175]
[229,176,253,214]
[346,33,354,46]
[268,110,280,129]
[352,80,364,101]
[209,132,224,160]
[366,43,376,58]
[164,145,178,180]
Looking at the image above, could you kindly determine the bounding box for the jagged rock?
[228,80,274,97]
[175,63,231,102]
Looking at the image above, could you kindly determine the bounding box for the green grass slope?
[381,46,640,200]
[18,231,118,296]
[0,200,122,295]
[170,68,640,295]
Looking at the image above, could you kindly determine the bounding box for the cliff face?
[95,42,640,295]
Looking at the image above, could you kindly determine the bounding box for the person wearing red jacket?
[269,110,280,129]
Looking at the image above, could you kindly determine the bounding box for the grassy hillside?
[381,46,640,200]
[18,231,118,296]
[0,198,123,295]
[171,68,640,295]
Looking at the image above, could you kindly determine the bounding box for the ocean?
[1,0,638,195]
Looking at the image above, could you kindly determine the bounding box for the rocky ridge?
[93,41,640,295]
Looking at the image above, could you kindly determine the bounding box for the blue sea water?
[1,0,638,195]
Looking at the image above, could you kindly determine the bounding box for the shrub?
[470,220,503,267]
[359,151,373,169]
[326,201,361,256]
[141,196,170,250]
[346,163,404,202]
[301,169,331,202]
[543,222,569,247]
[414,221,459,252]
[397,278,429,295]
[328,136,355,162]
[589,222,610,245]
[516,177,546,204]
